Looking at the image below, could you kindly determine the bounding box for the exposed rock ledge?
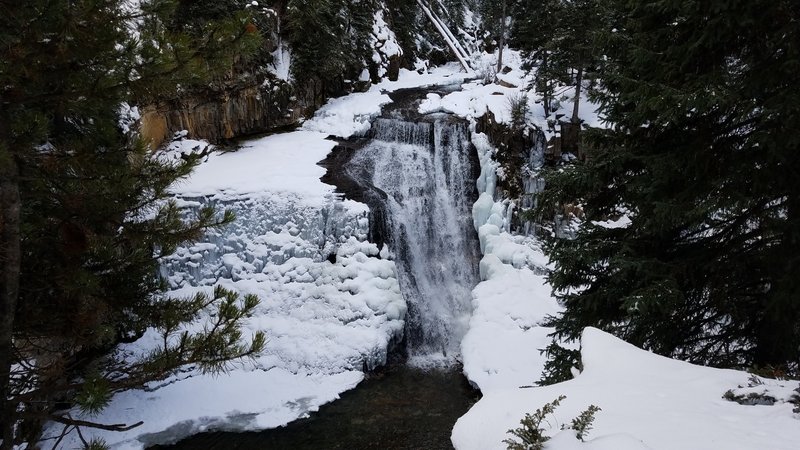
[140,83,302,149]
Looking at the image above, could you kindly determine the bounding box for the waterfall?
[346,117,481,366]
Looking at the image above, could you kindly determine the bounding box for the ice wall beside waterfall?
[160,193,369,286]
[48,129,413,450]
[160,190,407,373]
[346,117,482,365]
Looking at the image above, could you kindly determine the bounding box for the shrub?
[507,92,529,129]
[504,395,565,450]
[504,395,602,449]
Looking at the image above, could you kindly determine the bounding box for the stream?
[152,363,480,449]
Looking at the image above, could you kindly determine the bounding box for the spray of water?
[347,117,481,367]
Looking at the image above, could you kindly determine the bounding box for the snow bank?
[71,369,363,450]
[454,328,800,450]
[455,60,799,450]
[460,118,560,395]
[455,130,800,448]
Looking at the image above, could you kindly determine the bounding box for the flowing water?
[152,364,480,450]
[346,116,481,365]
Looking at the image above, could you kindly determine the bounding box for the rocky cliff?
[139,80,302,149]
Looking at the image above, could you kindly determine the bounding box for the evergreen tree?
[540,0,800,371]
[385,0,420,67]
[512,0,602,122]
[285,0,375,103]
[0,1,265,447]
[511,0,561,117]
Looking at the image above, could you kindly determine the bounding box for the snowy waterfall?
[346,117,481,365]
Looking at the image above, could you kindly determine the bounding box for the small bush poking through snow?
[569,404,601,441]
[722,389,777,406]
[504,395,602,450]
[504,395,565,450]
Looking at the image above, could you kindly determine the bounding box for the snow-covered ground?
[454,328,800,450]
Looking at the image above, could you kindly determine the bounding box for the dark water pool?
[150,364,481,450]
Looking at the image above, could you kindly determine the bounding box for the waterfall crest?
[347,117,481,366]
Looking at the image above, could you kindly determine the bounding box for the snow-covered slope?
[454,328,800,450]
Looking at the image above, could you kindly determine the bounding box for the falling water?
[346,117,481,366]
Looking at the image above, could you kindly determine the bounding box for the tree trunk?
[542,53,551,118]
[496,0,507,74]
[571,64,583,124]
[0,148,21,450]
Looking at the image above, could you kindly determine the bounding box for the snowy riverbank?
[448,51,800,450]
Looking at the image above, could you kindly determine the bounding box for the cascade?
[344,116,481,365]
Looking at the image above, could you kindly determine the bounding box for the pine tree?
[511,0,562,117]
[0,1,266,447]
[285,0,375,103]
[385,0,420,67]
[511,0,602,123]
[540,0,800,371]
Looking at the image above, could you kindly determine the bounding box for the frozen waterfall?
[346,117,481,365]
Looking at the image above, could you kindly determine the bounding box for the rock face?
[140,83,301,149]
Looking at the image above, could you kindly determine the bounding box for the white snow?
[49,126,400,446]
[418,49,604,139]
[270,44,292,82]
[369,8,403,78]
[460,110,563,396]
[168,131,338,206]
[67,369,363,450]
[453,328,800,450]
[39,44,798,450]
